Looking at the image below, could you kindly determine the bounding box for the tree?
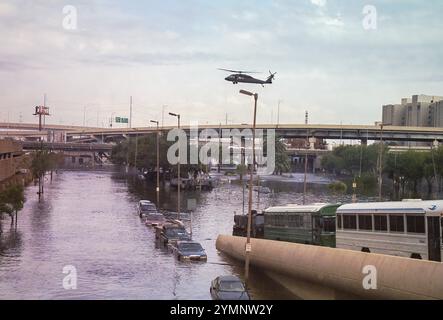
[273,138,291,175]
[111,134,173,170]
[262,135,291,175]
[321,144,383,177]
[0,185,25,223]
[30,150,59,201]
[236,164,247,181]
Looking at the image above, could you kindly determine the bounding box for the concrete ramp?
[216,235,443,300]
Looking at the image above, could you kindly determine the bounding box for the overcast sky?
[0,0,442,127]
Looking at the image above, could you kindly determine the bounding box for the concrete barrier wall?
[216,235,443,300]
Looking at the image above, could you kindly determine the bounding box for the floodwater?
[0,169,364,300]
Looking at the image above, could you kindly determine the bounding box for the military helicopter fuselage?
[219,69,276,85]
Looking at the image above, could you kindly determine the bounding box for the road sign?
[245,243,252,253]
[34,106,50,115]
[115,117,129,124]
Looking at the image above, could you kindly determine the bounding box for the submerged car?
[145,212,166,227]
[210,276,250,300]
[138,200,157,218]
[155,222,191,245]
[172,241,207,261]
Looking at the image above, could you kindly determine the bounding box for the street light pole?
[378,124,383,201]
[378,123,391,201]
[303,131,309,205]
[169,112,181,220]
[239,89,258,287]
[151,120,160,208]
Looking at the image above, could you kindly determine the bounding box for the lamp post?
[150,120,160,209]
[239,89,258,286]
[378,123,384,201]
[303,133,309,205]
[378,122,391,201]
[169,112,181,220]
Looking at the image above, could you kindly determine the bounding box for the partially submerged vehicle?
[155,221,191,245]
[138,200,157,218]
[210,275,250,300]
[171,241,207,261]
[145,213,166,227]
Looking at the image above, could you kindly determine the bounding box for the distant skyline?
[0,0,442,127]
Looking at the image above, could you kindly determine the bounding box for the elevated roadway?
[66,124,443,143]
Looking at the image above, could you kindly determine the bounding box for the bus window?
[374,215,388,232]
[343,215,357,230]
[358,215,373,231]
[389,215,405,233]
[406,215,425,234]
[337,214,342,229]
[322,217,336,233]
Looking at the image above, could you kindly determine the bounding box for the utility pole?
[303,133,309,205]
[43,94,47,128]
[378,124,384,201]
[129,96,133,128]
[277,100,281,128]
[303,111,309,205]
[169,112,181,220]
[218,123,222,173]
[134,132,138,170]
[151,120,160,208]
[33,104,50,202]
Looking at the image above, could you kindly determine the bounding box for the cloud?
[0,0,442,127]
[310,0,327,7]
[0,2,16,16]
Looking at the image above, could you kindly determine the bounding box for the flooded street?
[0,169,360,300]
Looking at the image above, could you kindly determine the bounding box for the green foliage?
[273,138,291,175]
[385,149,441,195]
[31,150,60,179]
[236,164,248,176]
[0,185,25,219]
[111,134,173,169]
[263,135,291,175]
[321,144,381,176]
[328,181,347,194]
[355,173,377,195]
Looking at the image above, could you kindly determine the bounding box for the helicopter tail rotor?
[267,70,277,83]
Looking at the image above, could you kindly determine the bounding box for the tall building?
[429,100,443,127]
[382,94,443,127]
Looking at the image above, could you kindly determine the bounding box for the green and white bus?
[264,203,339,247]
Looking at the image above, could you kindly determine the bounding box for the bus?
[263,203,339,247]
[336,200,443,262]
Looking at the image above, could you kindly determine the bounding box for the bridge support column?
[361,138,368,146]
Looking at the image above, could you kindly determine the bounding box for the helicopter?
[219,69,277,86]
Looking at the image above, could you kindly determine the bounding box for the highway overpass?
[3,122,443,143]
[66,124,443,143]
[21,141,113,152]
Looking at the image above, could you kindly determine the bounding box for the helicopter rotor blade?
[218,68,261,74]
